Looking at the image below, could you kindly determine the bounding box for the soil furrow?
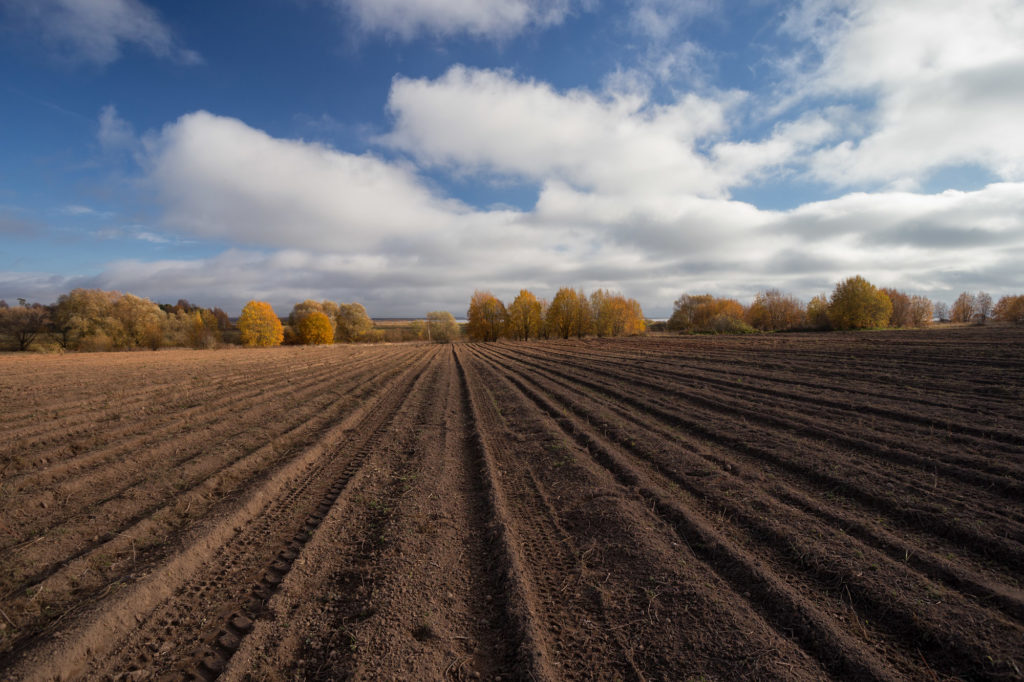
[463,345,833,680]
[487,344,1024,570]
[504,343,1024,494]
[0,350,414,648]
[0,347,438,679]
[479,345,1023,679]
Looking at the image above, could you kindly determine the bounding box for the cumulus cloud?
[142,110,520,252]
[2,0,201,66]
[89,104,1017,315]
[324,0,575,40]
[384,66,739,198]
[781,0,1024,186]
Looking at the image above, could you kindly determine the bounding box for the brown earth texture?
[1,327,1022,681]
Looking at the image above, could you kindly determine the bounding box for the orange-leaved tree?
[239,301,284,347]
[591,289,646,336]
[296,311,334,345]
[466,291,506,342]
[993,295,1024,324]
[506,289,543,340]
[827,276,892,330]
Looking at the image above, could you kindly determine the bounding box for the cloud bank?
[3,0,1023,317]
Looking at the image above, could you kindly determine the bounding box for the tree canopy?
[828,276,893,330]
[239,301,284,347]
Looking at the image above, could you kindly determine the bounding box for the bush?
[296,311,334,345]
[708,314,755,334]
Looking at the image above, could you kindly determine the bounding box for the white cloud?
[384,66,737,198]
[325,0,575,39]
[629,0,718,42]
[781,0,1024,186]
[142,110,520,252]
[4,0,200,65]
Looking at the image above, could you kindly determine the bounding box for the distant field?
[1,328,1022,679]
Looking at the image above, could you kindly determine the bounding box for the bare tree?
[0,303,50,351]
[975,291,993,324]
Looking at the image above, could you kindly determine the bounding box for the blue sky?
[1,0,1022,317]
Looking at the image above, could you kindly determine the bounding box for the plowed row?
[1,327,1021,680]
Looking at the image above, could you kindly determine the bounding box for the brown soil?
[1,327,1022,680]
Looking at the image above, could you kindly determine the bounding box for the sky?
[1,0,1022,318]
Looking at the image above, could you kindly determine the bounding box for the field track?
[0,327,1022,680]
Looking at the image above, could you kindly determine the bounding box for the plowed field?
[1,327,1022,681]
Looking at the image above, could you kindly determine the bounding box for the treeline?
[0,290,233,352]
[466,287,645,342]
[0,289,453,352]
[666,276,1024,333]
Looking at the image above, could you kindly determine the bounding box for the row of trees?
[241,299,461,347]
[3,280,1022,351]
[0,291,230,351]
[668,277,1019,333]
[467,288,646,342]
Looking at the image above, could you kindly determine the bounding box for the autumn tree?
[0,302,49,351]
[950,292,976,323]
[296,311,334,345]
[993,295,1024,324]
[827,276,892,330]
[426,311,459,343]
[238,301,284,347]
[668,294,744,332]
[880,288,912,327]
[506,290,543,341]
[805,294,831,330]
[908,295,933,327]
[933,301,950,322]
[546,288,581,339]
[591,289,646,336]
[110,294,166,349]
[50,288,120,350]
[467,291,506,342]
[572,288,592,338]
[335,303,373,343]
[745,289,806,331]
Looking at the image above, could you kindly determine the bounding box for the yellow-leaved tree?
[506,289,542,340]
[827,276,892,330]
[239,301,284,347]
[546,287,584,339]
[806,293,831,329]
[466,291,506,341]
[296,311,334,345]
